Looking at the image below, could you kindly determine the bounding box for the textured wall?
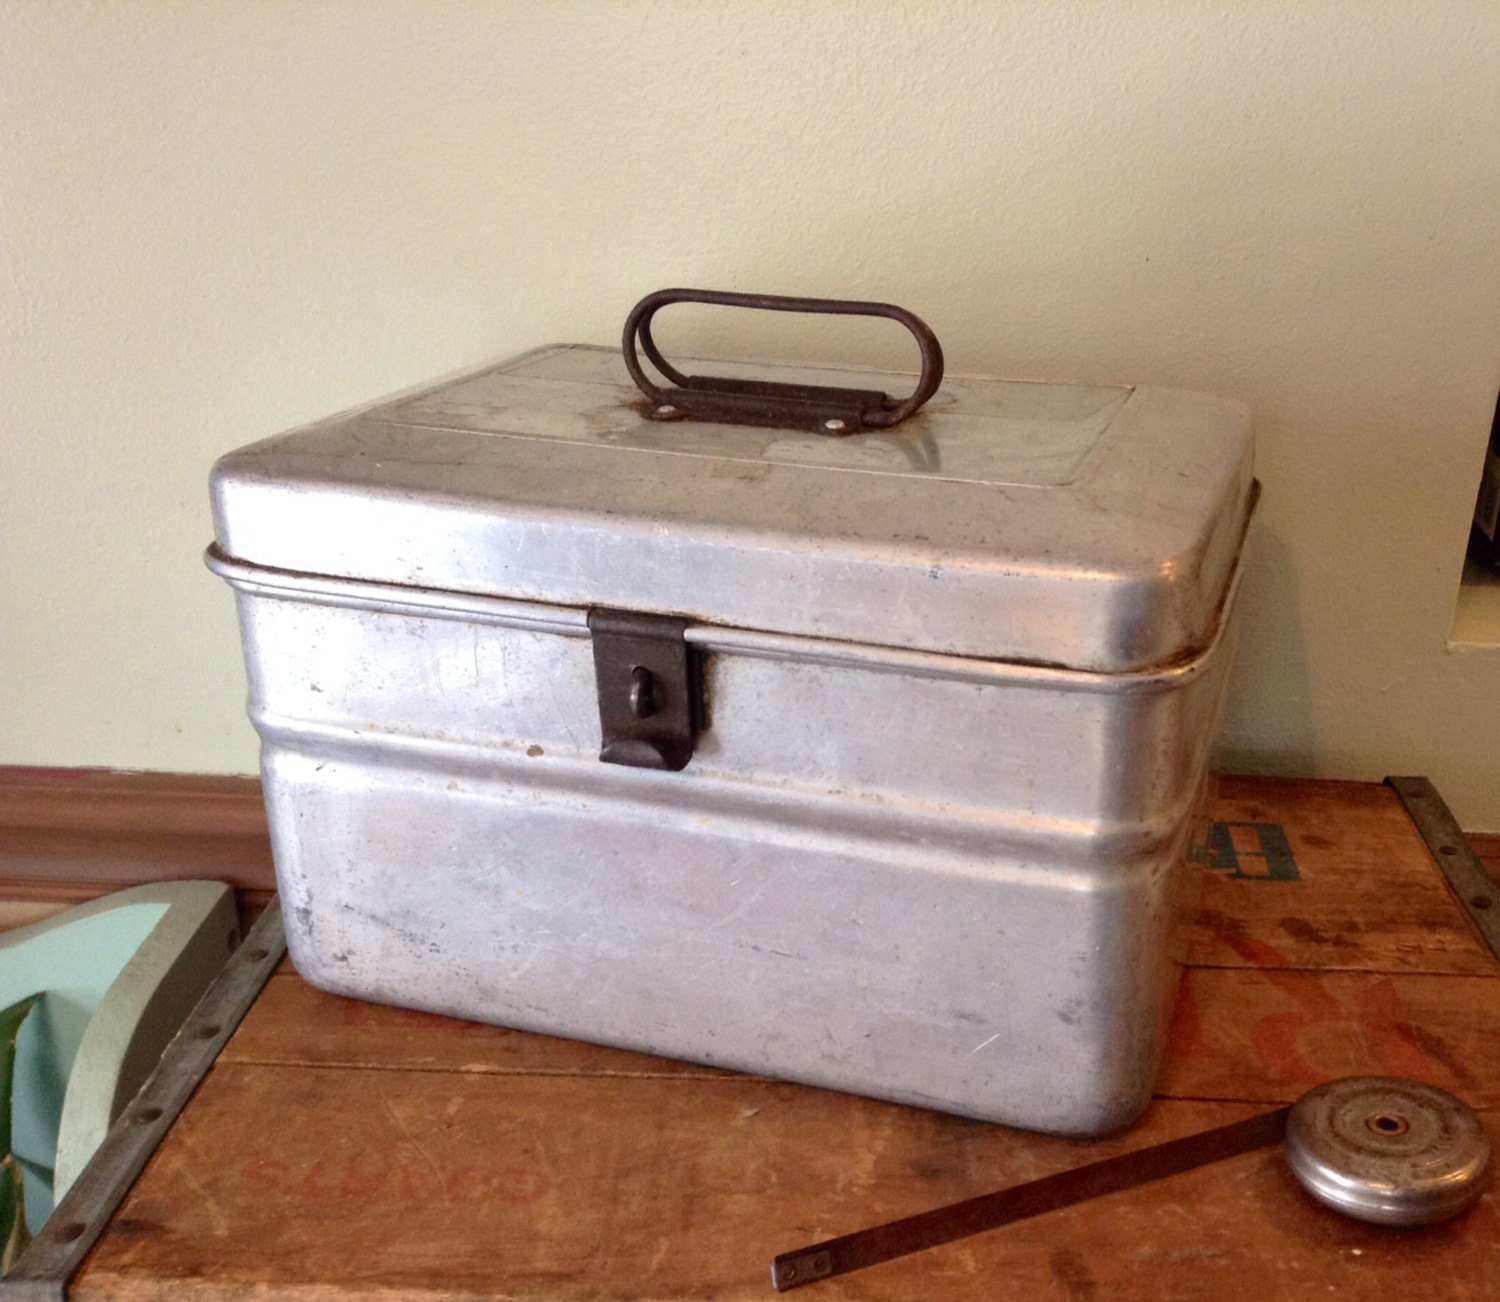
[4,3,1500,823]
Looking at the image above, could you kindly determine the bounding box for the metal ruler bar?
[1,899,287,1302]
[1387,776,1500,967]
[769,1106,1290,1291]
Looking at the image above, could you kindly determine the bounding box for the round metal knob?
[1285,1076,1492,1226]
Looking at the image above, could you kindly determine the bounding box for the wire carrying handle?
[622,288,944,435]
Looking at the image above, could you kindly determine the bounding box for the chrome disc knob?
[1285,1076,1492,1226]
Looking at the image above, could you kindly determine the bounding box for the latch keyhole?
[629,665,658,719]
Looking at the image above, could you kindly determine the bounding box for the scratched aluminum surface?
[211,345,1254,674]
[208,348,1254,1135]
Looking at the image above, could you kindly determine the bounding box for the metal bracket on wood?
[1387,776,1500,967]
[1,900,287,1301]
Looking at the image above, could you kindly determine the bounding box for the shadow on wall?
[1214,525,1316,776]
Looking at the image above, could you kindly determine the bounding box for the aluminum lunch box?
[208,290,1256,1135]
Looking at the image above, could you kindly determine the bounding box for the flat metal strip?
[1387,776,1500,966]
[1,900,287,1302]
[770,1106,1290,1290]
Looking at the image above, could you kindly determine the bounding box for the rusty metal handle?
[622,288,944,435]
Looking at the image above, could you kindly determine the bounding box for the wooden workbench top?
[70,778,1500,1300]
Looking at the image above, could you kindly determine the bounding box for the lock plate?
[587,608,702,771]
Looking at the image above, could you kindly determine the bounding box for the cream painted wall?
[4,3,1499,824]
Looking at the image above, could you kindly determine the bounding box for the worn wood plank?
[71,1063,1499,1302]
[1470,832,1500,886]
[0,895,73,931]
[1159,968,1500,1106]
[0,766,274,890]
[1185,776,1497,974]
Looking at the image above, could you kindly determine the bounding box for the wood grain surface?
[1470,832,1500,890]
[68,777,1500,1301]
[0,767,273,893]
[1186,777,1496,974]
[67,1066,1500,1302]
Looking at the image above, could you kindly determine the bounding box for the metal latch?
[587,608,702,772]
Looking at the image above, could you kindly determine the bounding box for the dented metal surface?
[207,344,1254,1135]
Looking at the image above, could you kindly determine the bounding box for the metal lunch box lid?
[210,294,1253,675]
